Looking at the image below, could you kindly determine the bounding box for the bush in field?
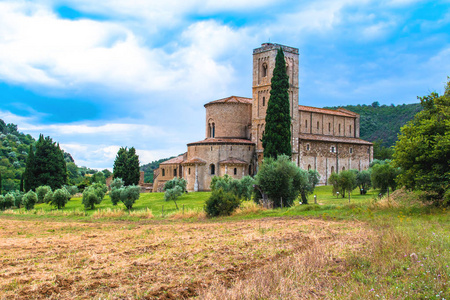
[299,169,319,204]
[339,170,358,200]
[356,170,372,195]
[210,175,255,201]
[110,177,124,190]
[3,193,14,209]
[204,188,240,217]
[44,190,53,204]
[12,191,23,208]
[23,190,37,210]
[163,178,187,209]
[255,155,305,208]
[64,185,78,197]
[48,188,70,209]
[82,183,107,209]
[371,162,398,194]
[119,185,140,210]
[36,185,52,203]
[164,177,187,193]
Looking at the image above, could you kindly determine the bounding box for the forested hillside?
[0,119,100,193]
[326,102,422,147]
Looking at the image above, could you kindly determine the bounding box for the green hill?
[140,156,176,183]
[326,102,422,147]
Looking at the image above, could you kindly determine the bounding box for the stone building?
[153,43,372,192]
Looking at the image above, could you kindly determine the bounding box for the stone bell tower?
[251,43,300,167]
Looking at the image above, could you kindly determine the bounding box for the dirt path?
[0,217,370,299]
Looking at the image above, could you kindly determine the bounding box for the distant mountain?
[326,102,422,147]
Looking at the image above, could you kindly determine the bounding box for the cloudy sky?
[0,0,449,169]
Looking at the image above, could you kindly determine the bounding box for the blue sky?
[0,0,449,169]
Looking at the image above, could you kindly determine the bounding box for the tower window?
[262,63,267,77]
[188,168,191,175]
[262,97,265,106]
[350,147,353,154]
[234,168,237,175]
[331,146,335,153]
[210,164,215,175]
[306,144,310,151]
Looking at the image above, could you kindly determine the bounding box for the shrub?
[120,185,140,210]
[0,195,4,210]
[110,177,124,190]
[210,174,255,201]
[36,185,52,203]
[164,177,187,193]
[12,191,23,208]
[110,187,122,206]
[44,190,54,204]
[3,193,14,209]
[204,188,240,217]
[49,188,69,209]
[64,185,78,197]
[23,190,37,210]
[82,183,107,210]
[255,155,305,208]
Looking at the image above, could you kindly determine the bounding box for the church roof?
[298,105,357,117]
[187,137,255,146]
[219,157,248,165]
[182,157,206,165]
[160,153,186,165]
[204,96,252,107]
[299,134,373,145]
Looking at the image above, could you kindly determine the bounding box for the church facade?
[153,43,373,192]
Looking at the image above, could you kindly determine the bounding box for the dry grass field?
[0,217,372,299]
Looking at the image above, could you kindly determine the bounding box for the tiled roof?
[187,138,255,146]
[204,96,252,106]
[298,105,356,117]
[160,153,186,165]
[182,157,207,165]
[219,157,248,165]
[299,134,373,145]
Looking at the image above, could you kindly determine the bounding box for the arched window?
[262,97,265,106]
[210,164,215,175]
[262,63,267,77]
[162,169,165,176]
[212,123,215,138]
[306,144,310,151]
[173,168,177,177]
[331,146,335,153]
[350,147,353,154]
[234,168,237,175]
[308,164,311,170]
[305,120,308,129]
[338,124,341,134]
[331,166,335,173]
[349,125,352,134]
[188,168,191,175]
[342,167,346,171]
[328,123,331,132]
[317,121,320,130]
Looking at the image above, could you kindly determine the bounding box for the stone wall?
[205,102,252,139]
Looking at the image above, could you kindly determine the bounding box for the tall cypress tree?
[113,147,140,186]
[24,144,35,192]
[20,173,24,192]
[126,147,140,185]
[34,135,66,190]
[113,147,128,183]
[0,172,2,195]
[262,48,292,158]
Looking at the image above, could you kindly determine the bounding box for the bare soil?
[0,217,370,299]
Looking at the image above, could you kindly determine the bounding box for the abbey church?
[153,43,373,192]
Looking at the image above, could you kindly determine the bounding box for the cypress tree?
[0,172,2,195]
[126,147,140,185]
[262,48,292,159]
[24,144,36,192]
[113,147,128,183]
[33,135,67,190]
